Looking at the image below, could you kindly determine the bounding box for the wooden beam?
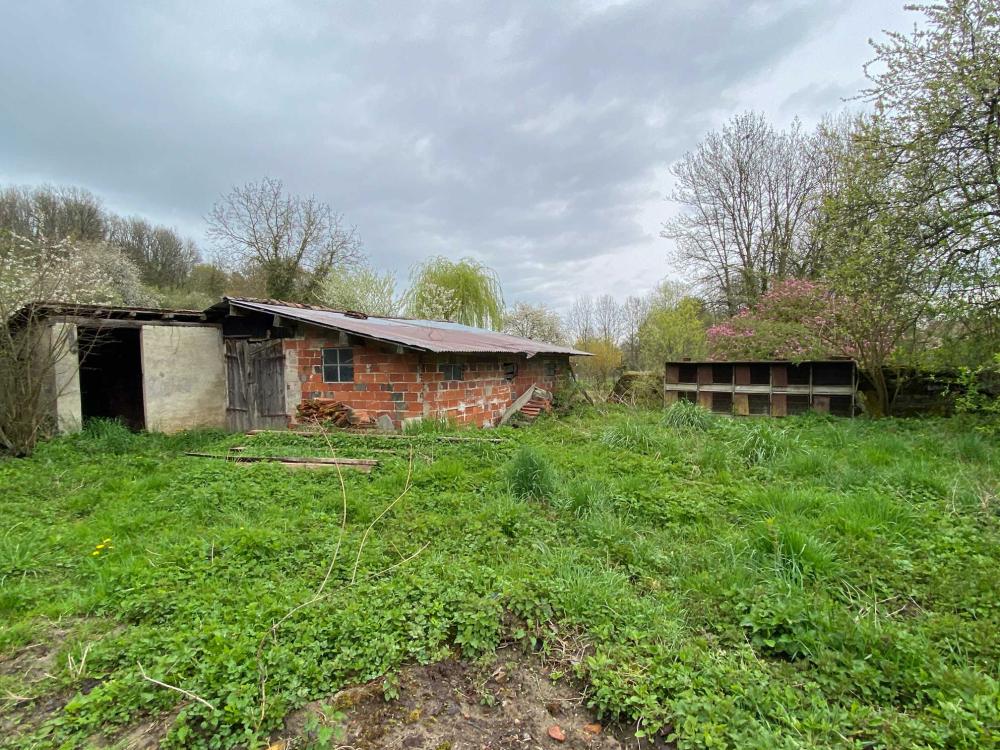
[500,384,539,425]
[62,317,219,329]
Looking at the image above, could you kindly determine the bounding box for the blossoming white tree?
[0,232,142,455]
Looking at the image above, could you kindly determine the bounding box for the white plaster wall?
[50,321,82,433]
[141,325,226,432]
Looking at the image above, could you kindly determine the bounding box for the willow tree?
[405,256,503,328]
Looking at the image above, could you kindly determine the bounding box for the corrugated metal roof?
[225,297,591,357]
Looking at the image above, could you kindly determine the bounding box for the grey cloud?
[0,0,861,309]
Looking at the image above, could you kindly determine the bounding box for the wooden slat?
[734,365,751,386]
[771,393,787,417]
[734,393,750,416]
[771,365,788,387]
[665,364,680,384]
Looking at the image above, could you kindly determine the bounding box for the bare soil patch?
[276,650,673,750]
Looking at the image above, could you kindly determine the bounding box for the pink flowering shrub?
[707,279,849,361]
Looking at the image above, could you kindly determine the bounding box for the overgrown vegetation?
[2,409,999,749]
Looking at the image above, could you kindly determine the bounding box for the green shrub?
[662,400,715,431]
[504,445,558,500]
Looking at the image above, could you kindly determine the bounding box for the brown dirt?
[276,650,674,750]
[0,623,74,738]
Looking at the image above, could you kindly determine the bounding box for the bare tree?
[620,295,650,369]
[663,113,832,314]
[108,216,198,288]
[0,185,105,242]
[594,293,624,345]
[206,177,362,301]
[566,295,595,344]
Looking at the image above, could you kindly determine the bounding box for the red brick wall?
[283,327,569,428]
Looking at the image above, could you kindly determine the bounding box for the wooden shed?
[663,359,858,417]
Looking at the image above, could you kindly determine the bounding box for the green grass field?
[2,407,998,749]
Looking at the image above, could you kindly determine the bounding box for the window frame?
[438,362,464,382]
[322,347,355,383]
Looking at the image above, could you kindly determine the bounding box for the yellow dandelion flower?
[96,544,106,549]
[91,550,101,556]
[103,538,111,543]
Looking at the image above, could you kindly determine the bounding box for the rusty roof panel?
[226,298,590,357]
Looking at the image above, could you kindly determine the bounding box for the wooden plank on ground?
[185,452,377,471]
[246,429,502,443]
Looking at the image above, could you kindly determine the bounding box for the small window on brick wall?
[322,348,354,382]
[439,363,464,381]
[503,362,517,381]
[543,360,557,376]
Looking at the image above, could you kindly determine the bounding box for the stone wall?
[284,326,568,427]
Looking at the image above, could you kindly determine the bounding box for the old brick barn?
[29,298,589,433]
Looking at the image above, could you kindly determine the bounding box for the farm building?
[664,359,858,417]
[25,298,587,434]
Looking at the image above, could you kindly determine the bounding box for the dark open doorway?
[78,327,145,430]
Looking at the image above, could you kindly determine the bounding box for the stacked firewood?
[296,399,375,428]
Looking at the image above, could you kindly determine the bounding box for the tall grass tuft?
[505,445,558,500]
[401,416,457,435]
[732,421,797,467]
[662,400,715,431]
[79,418,135,454]
[553,478,613,518]
[601,420,666,454]
[754,519,839,583]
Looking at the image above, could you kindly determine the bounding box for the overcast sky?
[0,1,915,311]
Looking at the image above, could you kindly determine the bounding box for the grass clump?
[77,418,135,454]
[730,420,798,466]
[662,399,715,430]
[504,445,558,500]
[401,415,458,435]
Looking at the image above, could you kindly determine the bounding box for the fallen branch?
[137,661,217,711]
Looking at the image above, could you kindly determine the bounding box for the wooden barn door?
[225,339,287,432]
